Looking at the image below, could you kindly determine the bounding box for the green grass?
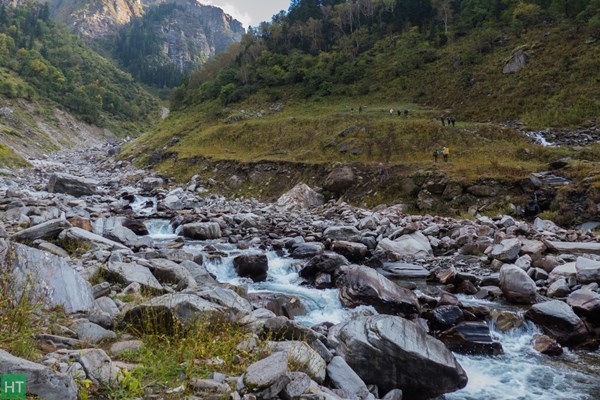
[0,142,28,168]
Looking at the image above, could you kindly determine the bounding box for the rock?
[11,219,72,242]
[75,349,120,384]
[438,322,503,356]
[109,340,143,356]
[148,258,196,288]
[436,267,457,285]
[247,293,307,319]
[503,49,528,74]
[188,378,231,399]
[547,278,571,298]
[72,320,116,344]
[466,184,499,197]
[233,254,269,282]
[490,238,521,263]
[378,263,429,280]
[182,222,222,240]
[336,265,420,316]
[521,239,546,257]
[382,389,403,400]
[243,352,289,397]
[92,282,111,299]
[377,232,433,259]
[139,177,164,192]
[122,218,149,236]
[332,240,368,262]
[47,173,99,197]
[262,317,320,343]
[291,242,324,259]
[324,167,355,193]
[0,349,77,400]
[499,264,537,304]
[194,286,253,317]
[532,334,563,356]
[491,310,524,332]
[36,241,70,258]
[323,226,361,242]
[59,227,129,251]
[94,217,145,248]
[0,240,94,313]
[276,184,324,210]
[430,305,464,330]
[180,260,218,287]
[121,293,228,333]
[268,341,326,383]
[326,356,370,400]
[575,256,600,284]
[328,315,467,399]
[546,241,600,255]
[567,289,600,322]
[282,372,311,399]
[102,262,163,292]
[299,253,349,283]
[525,300,588,346]
[549,262,577,283]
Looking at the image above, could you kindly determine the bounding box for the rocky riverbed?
[1,142,600,399]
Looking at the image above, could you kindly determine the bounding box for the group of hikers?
[441,114,456,127]
[432,146,450,162]
[389,108,409,117]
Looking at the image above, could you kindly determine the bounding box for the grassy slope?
[0,142,28,168]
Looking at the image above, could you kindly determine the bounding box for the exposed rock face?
[0,240,95,313]
[328,315,468,399]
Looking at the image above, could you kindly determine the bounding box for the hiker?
[378,164,389,185]
[404,109,409,117]
[432,148,439,163]
[397,109,401,117]
[442,146,449,162]
[447,117,452,126]
[359,105,363,113]
[440,115,446,126]
[450,116,456,127]
[390,108,394,116]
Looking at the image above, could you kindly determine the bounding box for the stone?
[276,184,324,210]
[499,264,537,304]
[575,256,600,284]
[148,258,196,288]
[95,296,120,317]
[182,222,222,240]
[436,267,457,284]
[326,356,370,400]
[247,293,307,319]
[282,372,311,399]
[336,265,420,316]
[490,238,521,263]
[547,278,571,298]
[75,349,120,384]
[243,352,289,396]
[36,241,70,258]
[332,240,368,262]
[233,254,269,282]
[438,322,503,356]
[328,315,467,399]
[72,320,116,344]
[382,389,403,400]
[122,218,149,236]
[94,217,145,248]
[377,232,433,259]
[323,167,355,193]
[268,341,326,383]
[109,340,144,356]
[549,263,577,283]
[0,240,94,313]
[58,227,129,251]
[532,334,563,356]
[546,241,600,255]
[180,260,218,287]
[47,173,99,197]
[525,300,588,346]
[262,317,320,343]
[102,262,163,291]
[0,349,77,400]
[521,239,546,257]
[188,378,231,399]
[430,305,464,330]
[194,286,253,317]
[11,219,71,242]
[379,263,429,280]
[323,226,361,242]
[503,49,528,74]
[300,253,349,284]
[291,242,324,259]
[567,289,600,322]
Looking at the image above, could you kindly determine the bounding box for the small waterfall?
[523,131,555,147]
[131,196,157,216]
[145,219,178,239]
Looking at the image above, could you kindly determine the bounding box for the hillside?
[125,0,600,226]
[0,1,160,158]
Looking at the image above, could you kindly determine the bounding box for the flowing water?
[523,131,555,147]
[144,216,600,400]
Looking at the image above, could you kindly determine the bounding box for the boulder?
[247,292,307,319]
[74,349,120,384]
[567,289,600,322]
[102,262,163,292]
[182,222,222,240]
[546,241,600,255]
[188,378,231,400]
[547,278,570,298]
[490,238,521,263]
[47,173,99,197]
[499,264,537,304]
[502,49,528,74]
[430,305,464,330]
[267,341,326,383]
[326,356,370,400]
[94,217,146,248]
[243,352,289,397]
[532,334,563,356]
[147,258,196,288]
[332,240,368,262]
[276,183,324,210]
[281,372,312,399]
[0,240,94,313]
[0,349,77,400]
[122,218,149,236]
[233,254,269,282]
[377,232,433,259]
[336,265,420,316]
[323,226,361,242]
[58,227,129,251]
[299,253,349,284]
[575,256,600,284]
[72,320,116,344]
[11,219,71,242]
[378,263,429,280]
[438,322,503,356]
[328,315,468,399]
[525,300,588,346]
[291,242,324,259]
[323,167,355,193]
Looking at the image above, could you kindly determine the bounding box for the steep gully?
[3,141,600,399]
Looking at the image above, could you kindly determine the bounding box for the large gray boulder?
[243,351,290,398]
[377,232,433,259]
[94,217,149,248]
[336,265,420,316]
[328,315,468,399]
[233,254,269,282]
[58,227,129,251]
[11,219,72,242]
[74,349,120,384]
[503,49,528,74]
[276,183,324,210]
[499,264,537,304]
[525,300,588,346]
[567,289,600,322]
[182,222,222,240]
[575,256,600,284]
[323,226,361,242]
[267,341,326,383]
[47,173,99,197]
[0,349,77,400]
[102,262,163,292]
[0,240,94,313]
[490,238,521,263]
[326,356,371,400]
[324,166,355,193]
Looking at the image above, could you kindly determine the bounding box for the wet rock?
[182,222,222,240]
[1,240,94,313]
[575,256,600,284]
[291,242,324,259]
[299,253,349,284]
[438,322,503,356]
[332,240,368,262]
[491,310,524,332]
[324,167,355,193]
[336,265,420,316]
[276,184,324,210]
[233,254,269,282]
[525,300,588,346]
[328,315,468,399]
[430,305,464,330]
[499,264,537,304]
[567,289,600,322]
[247,293,307,319]
[122,218,149,236]
[326,356,371,400]
[47,173,99,197]
[377,232,433,259]
[102,261,163,291]
[0,349,77,400]
[532,334,563,356]
[11,219,71,242]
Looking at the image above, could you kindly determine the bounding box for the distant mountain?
[40,0,244,87]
